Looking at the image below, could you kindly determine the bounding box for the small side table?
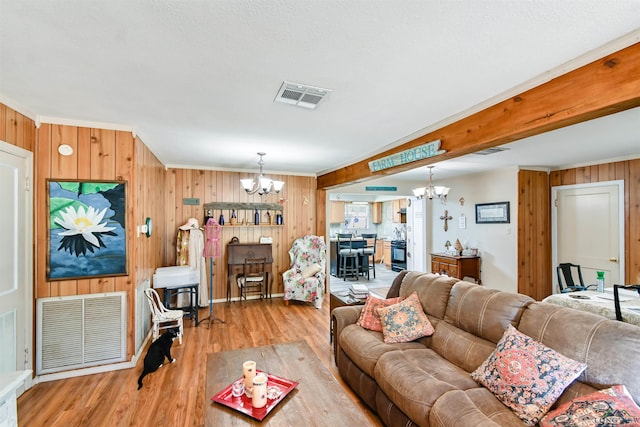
[162,283,199,326]
[329,291,367,345]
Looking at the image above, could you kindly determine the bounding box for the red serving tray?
[211,371,299,421]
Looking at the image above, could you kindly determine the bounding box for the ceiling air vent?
[274,81,331,109]
[473,147,510,156]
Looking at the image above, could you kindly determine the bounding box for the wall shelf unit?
[203,202,283,226]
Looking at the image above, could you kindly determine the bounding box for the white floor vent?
[37,292,126,374]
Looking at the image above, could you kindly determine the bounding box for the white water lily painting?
[47,180,127,280]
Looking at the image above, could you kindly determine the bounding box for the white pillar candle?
[252,373,268,408]
[243,360,256,390]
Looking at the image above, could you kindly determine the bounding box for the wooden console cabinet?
[430,253,481,284]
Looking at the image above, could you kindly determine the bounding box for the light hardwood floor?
[17,295,384,426]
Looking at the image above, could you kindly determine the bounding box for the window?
[344,203,369,229]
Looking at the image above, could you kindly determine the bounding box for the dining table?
[542,288,640,327]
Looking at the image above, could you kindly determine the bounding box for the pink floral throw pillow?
[540,385,640,426]
[470,325,587,426]
[356,295,403,332]
[376,292,434,344]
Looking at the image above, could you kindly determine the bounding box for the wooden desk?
[227,243,273,303]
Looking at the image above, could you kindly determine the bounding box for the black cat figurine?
[137,329,179,390]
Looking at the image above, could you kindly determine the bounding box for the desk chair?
[238,257,267,302]
[613,284,640,321]
[556,263,596,293]
[360,233,377,280]
[337,233,359,281]
[144,288,184,345]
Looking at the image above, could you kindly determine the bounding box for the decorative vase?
[455,239,463,255]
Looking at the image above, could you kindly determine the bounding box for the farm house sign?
[368,140,445,172]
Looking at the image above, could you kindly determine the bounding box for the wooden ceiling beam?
[317,42,640,189]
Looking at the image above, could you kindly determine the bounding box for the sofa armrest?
[331,305,363,365]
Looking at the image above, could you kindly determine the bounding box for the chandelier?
[240,152,285,195]
[412,166,450,203]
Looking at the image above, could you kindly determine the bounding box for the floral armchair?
[282,235,326,309]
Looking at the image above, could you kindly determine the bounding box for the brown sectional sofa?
[331,271,640,426]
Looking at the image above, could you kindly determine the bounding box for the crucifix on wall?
[440,210,453,232]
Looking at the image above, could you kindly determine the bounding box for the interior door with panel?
[406,197,426,271]
[0,141,33,393]
[552,181,623,293]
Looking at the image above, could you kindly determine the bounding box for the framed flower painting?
[47,180,127,280]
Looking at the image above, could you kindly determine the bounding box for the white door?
[406,197,426,271]
[0,141,33,393]
[552,181,623,293]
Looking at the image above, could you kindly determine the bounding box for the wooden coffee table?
[205,340,370,425]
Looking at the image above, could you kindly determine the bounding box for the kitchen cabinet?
[371,202,382,224]
[329,201,345,224]
[375,239,384,264]
[383,241,392,268]
[392,199,407,223]
[430,253,481,284]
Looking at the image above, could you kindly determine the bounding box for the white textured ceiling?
[1,1,639,181]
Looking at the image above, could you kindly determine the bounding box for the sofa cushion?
[399,273,458,320]
[430,388,525,427]
[518,302,640,404]
[338,323,425,377]
[356,295,403,332]
[444,281,534,344]
[378,292,435,343]
[430,321,497,373]
[539,385,640,427]
[471,325,587,426]
[375,348,480,426]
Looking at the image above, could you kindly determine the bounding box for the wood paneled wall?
[164,168,318,300]
[35,123,137,356]
[517,170,551,300]
[134,136,167,289]
[0,103,35,150]
[550,159,640,285]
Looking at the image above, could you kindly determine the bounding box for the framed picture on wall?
[475,201,510,224]
[47,180,127,280]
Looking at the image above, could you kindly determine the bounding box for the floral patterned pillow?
[376,292,434,343]
[540,385,640,426]
[470,325,587,426]
[356,295,403,332]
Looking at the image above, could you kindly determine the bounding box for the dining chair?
[238,257,267,302]
[556,263,596,293]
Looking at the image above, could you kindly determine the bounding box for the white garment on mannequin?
[188,228,208,306]
[177,228,208,307]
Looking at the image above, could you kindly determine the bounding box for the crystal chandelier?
[240,152,285,195]
[412,166,450,203]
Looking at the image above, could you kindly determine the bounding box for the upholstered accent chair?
[282,235,326,309]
